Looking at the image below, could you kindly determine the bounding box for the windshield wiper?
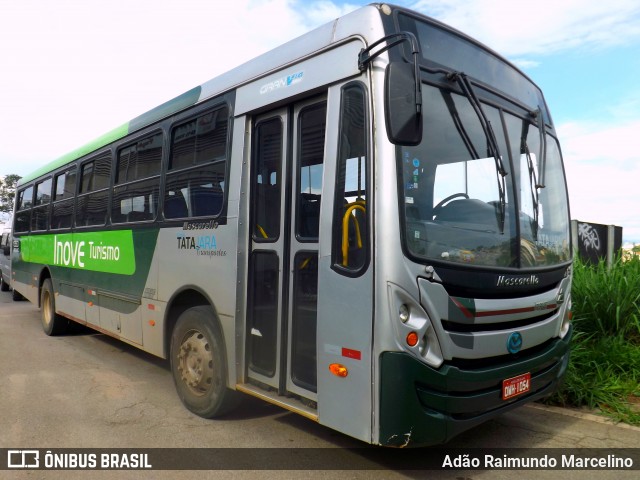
[448,71,507,233]
[441,90,480,162]
[532,108,547,188]
[521,120,540,240]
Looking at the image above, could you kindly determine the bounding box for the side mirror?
[2,245,9,256]
[385,62,423,146]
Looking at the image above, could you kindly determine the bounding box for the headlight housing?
[388,282,443,368]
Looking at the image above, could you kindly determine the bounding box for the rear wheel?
[40,278,69,335]
[170,305,239,418]
[0,276,9,292]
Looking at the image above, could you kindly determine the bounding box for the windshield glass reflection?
[400,84,570,268]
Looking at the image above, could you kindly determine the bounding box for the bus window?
[31,177,52,231]
[116,133,163,183]
[164,165,225,219]
[17,186,34,210]
[14,186,33,233]
[76,152,111,227]
[170,107,228,171]
[252,118,283,240]
[291,251,319,390]
[333,83,368,272]
[34,178,52,205]
[164,108,228,219]
[112,132,162,223]
[51,167,77,230]
[296,102,326,240]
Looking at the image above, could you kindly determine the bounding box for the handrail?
[256,224,269,239]
[341,202,366,267]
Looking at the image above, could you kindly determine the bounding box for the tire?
[0,276,9,292]
[12,288,23,301]
[40,278,69,335]
[170,305,239,418]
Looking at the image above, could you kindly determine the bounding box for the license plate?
[502,372,531,400]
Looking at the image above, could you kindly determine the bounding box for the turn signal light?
[406,331,419,347]
[329,363,348,377]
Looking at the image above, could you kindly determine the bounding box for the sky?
[1,0,639,242]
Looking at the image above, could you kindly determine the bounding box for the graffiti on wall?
[574,220,623,265]
[578,222,601,251]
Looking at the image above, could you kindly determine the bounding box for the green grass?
[571,255,640,340]
[545,256,640,425]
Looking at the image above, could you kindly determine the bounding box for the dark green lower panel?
[12,227,158,313]
[379,327,572,447]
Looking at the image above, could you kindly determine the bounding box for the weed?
[571,256,640,340]
[545,256,640,425]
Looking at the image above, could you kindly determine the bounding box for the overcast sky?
[1,0,639,242]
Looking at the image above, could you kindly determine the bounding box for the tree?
[0,174,22,214]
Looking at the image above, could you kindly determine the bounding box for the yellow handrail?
[257,224,268,239]
[342,202,366,266]
[299,256,312,269]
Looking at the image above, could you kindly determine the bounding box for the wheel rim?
[42,289,52,327]
[177,330,215,396]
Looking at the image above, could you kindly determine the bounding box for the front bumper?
[378,326,572,447]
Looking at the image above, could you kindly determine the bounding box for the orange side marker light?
[329,363,348,377]
[406,331,419,347]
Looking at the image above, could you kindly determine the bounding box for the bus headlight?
[388,282,443,368]
[399,304,410,323]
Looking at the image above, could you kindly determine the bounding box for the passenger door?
[246,97,326,401]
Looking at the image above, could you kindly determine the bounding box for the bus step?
[235,383,318,421]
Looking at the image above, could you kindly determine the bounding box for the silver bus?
[11,3,572,446]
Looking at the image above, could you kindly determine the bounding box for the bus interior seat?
[191,187,222,217]
[164,191,188,218]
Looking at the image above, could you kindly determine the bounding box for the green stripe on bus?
[20,230,136,275]
[18,123,130,185]
[128,86,202,133]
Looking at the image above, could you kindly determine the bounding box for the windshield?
[400,83,570,268]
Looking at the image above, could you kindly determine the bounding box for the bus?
[10,3,572,447]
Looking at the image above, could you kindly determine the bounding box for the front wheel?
[0,275,9,292]
[40,278,69,335]
[170,306,239,418]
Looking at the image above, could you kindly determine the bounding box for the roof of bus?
[17,3,383,187]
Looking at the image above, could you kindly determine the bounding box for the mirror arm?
[358,32,422,115]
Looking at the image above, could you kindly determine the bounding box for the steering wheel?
[432,193,469,218]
